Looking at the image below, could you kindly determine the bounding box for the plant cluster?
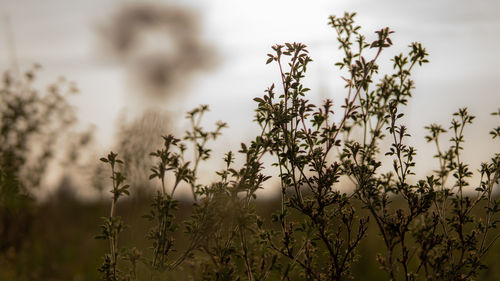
[0,66,89,265]
[96,13,499,281]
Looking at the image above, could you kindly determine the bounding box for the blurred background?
[1,0,500,198]
[0,0,499,280]
[1,0,499,198]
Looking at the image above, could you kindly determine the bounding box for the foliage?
[0,66,78,198]
[97,152,130,281]
[0,66,91,279]
[93,12,500,281]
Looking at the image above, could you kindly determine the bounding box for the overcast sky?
[1,0,499,197]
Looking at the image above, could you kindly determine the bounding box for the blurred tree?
[99,2,216,100]
[114,110,170,194]
[0,66,91,278]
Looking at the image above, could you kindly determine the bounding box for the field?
[1,195,499,280]
[1,5,499,281]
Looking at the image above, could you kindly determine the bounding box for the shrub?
[97,12,499,281]
[0,66,92,279]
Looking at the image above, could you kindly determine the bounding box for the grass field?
[1,193,498,281]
